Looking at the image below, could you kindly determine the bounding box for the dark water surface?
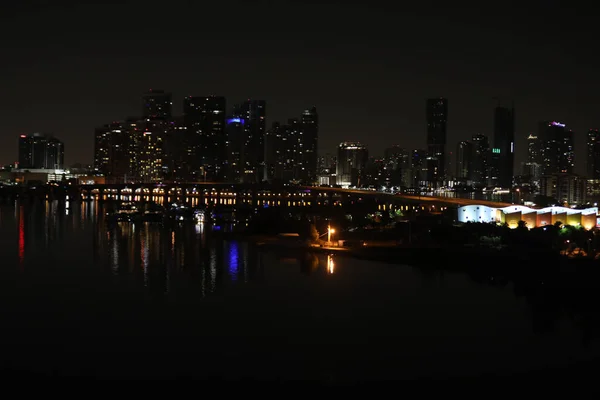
[0,200,598,381]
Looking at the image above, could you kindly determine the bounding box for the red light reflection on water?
[18,206,24,267]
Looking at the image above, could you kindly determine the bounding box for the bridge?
[298,186,513,208]
[0,182,514,213]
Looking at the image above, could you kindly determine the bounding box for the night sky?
[1,1,598,174]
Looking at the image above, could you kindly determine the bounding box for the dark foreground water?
[0,200,599,382]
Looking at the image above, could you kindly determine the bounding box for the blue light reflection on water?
[228,241,239,282]
[1,200,599,380]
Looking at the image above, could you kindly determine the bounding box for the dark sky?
[1,0,599,174]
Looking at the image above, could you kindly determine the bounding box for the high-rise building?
[18,133,64,170]
[456,141,473,179]
[142,89,172,120]
[93,120,137,180]
[539,121,574,175]
[336,142,368,187]
[426,98,448,182]
[163,117,189,181]
[265,121,284,181]
[299,107,319,183]
[234,100,266,182]
[384,145,411,187]
[527,133,542,164]
[136,119,167,183]
[183,96,227,181]
[493,106,515,188]
[471,134,489,186]
[587,129,600,179]
[93,118,166,183]
[225,117,246,183]
[411,149,428,188]
[540,173,586,205]
[519,133,543,186]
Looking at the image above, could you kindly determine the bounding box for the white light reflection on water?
[327,254,335,274]
[209,248,217,293]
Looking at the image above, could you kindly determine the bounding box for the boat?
[106,202,141,222]
[142,203,165,222]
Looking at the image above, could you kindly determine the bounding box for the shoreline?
[217,231,600,283]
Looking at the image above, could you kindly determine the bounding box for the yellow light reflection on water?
[327,254,334,274]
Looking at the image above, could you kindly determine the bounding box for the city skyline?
[2,1,599,174]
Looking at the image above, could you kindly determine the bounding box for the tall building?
[183,96,227,181]
[521,133,542,186]
[426,98,448,182]
[540,173,586,205]
[93,118,167,183]
[411,149,428,188]
[336,142,368,187]
[136,120,167,182]
[142,89,172,120]
[471,134,489,186]
[527,133,542,164]
[539,121,574,175]
[493,105,515,188]
[299,107,319,183]
[93,120,137,180]
[265,121,284,181]
[456,141,473,179]
[225,117,246,183]
[384,145,411,187]
[587,129,600,179]
[18,133,64,170]
[234,100,266,182]
[163,117,189,181]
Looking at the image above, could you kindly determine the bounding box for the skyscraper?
[540,121,574,175]
[456,141,473,179]
[587,129,600,179]
[411,149,428,188]
[183,96,227,181]
[235,100,266,182]
[336,142,368,187]
[471,134,489,186]
[426,98,448,183]
[142,89,172,120]
[527,133,542,164]
[225,117,246,183]
[299,107,319,183]
[493,105,515,188]
[19,133,64,170]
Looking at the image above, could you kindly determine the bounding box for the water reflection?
[327,254,335,274]
[4,199,600,351]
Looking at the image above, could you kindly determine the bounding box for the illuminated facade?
[493,106,515,188]
[426,98,448,182]
[18,133,64,170]
[336,142,368,187]
[457,205,598,230]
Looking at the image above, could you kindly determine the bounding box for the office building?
[142,89,172,120]
[587,129,600,179]
[493,105,515,188]
[540,121,574,175]
[456,141,473,180]
[471,134,489,186]
[19,133,64,170]
[231,100,266,182]
[540,173,586,205]
[336,142,368,187]
[183,95,227,181]
[426,98,448,183]
[299,107,319,183]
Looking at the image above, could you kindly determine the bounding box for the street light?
[328,225,335,244]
